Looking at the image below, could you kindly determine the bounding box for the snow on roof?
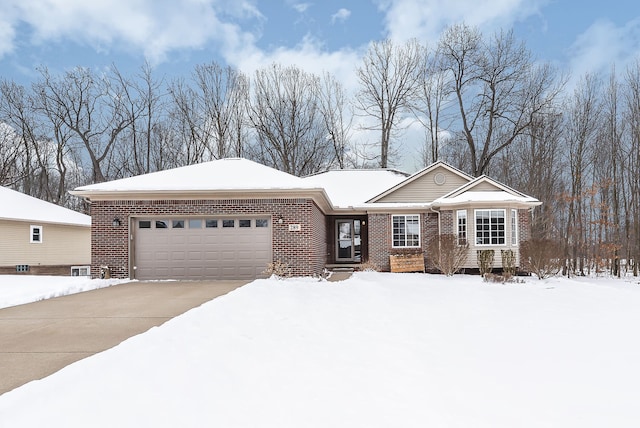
[0,186,91,226]
[302,169,408,207]
[73,158,317,193]
[433,190,541,206]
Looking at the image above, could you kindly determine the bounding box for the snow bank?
[1,272,639,427]
[0,275,129,309]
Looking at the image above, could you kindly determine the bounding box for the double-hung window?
[392,215,420,248]
[475,209,505,245]
[30,225,42,243]
[457,210,467,246]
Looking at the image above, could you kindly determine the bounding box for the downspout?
[429,205,441,270]
[429,204,441,236]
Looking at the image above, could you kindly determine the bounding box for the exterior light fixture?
[277,215,284,224]
[112,218,122,227]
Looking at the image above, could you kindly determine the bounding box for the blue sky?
[1,0,639,89]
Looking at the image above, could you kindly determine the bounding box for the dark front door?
[336,219,361,262]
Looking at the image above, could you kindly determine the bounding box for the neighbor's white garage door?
[134,217,271,280]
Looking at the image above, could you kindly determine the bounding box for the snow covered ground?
[0,275,129,309]
[1,272,640,427]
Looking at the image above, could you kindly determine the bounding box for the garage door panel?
[188,267,204,276]
[188,236,203,245]
[135,216,271,280]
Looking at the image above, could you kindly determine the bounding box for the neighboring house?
[70,158,541,280]
[0,186,91,276]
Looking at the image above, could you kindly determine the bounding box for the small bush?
[358,260,379,272]
[263,260,292,278]
[484,273,525,284]
[520,239,562,279]
[428,234,469,276]
[477,249,495,277]
[501,249,516,278]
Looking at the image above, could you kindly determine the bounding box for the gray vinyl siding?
[0,219,90,266]
[376,168,469,203]
[470,181,502,192]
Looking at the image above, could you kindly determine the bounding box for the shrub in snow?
[358,260,380,272]
[263,260,292,279]
[520,239,562,279]
[428,234,468,276]
[477,249,495,277]
[501,249,517,278]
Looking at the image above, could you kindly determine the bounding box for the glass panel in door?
[353,220,361,262]
[337,221,353,260]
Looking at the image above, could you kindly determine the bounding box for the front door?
[336,220,361,262]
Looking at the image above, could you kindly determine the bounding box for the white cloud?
[224,34,363,94]
[0,18,16,57]
[292,3,311,13]
[331,8,351,24]
[567,18,640,84]
[377,0,548,44]
[0,0,263,63]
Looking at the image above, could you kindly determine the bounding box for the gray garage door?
[134,217,272,280]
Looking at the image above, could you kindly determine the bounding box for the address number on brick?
[288,224,301,232]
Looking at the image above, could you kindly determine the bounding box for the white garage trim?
[132,215,272,280]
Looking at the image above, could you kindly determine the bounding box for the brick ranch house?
[70,158,541,280]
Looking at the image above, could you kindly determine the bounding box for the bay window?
[475,209,505,245]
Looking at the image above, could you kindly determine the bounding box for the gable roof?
[0,186,91,227]
[367,161,473,203]
[73,158,314,193]
[71,158,334,211]
[70,158,540,212]
[302,169,408,208]
[432,175,541,207]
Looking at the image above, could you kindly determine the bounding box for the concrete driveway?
[0,280,247,395]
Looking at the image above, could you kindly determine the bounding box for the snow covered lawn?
[0,275,129,309]
[1,272,640,427]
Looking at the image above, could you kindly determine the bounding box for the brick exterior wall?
[367,209,533,272]
[518,209,531,243]
[90,198,327,279]
[0,265,83,276]
[367,212,439,271]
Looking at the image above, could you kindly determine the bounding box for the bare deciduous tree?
[413,43,453,165]
[247,63,332,176]
[319,72,352,169]
[623,60,640,275]
[355,39,422,168]
[438,24,563,176]
[0,123,21,186]
[563,73,601,275]
[35,66,136,183]
[169,62,249,164]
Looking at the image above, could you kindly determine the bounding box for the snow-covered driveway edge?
[0,275,131,309]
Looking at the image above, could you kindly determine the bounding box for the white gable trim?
[437,175,533,200]
[367,161,473,203]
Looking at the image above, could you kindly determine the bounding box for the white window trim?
[456,209,467,246]
[391,214,421,248]
[30,225,43,243]
[474,209,506,246]
[511,209,518,246]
